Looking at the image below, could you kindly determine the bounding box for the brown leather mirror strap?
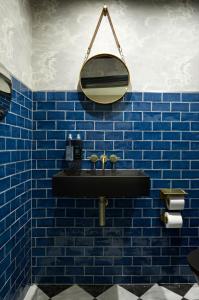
[84,6,125,62]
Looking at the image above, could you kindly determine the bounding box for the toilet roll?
[164,212,183,228]
[166,197,185,210]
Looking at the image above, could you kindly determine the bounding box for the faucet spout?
[100,154,108,170]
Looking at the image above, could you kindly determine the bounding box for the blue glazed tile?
[85,111,103,120]
[190,102,199,111]
[47,111,65,120]
[95,141,113,150]
[57,101,74,110]
[143,112,161,121]
[191,122,199,131]
[37,102,55,110]
[124,92,142,102]
[124,112,142,121]
[67,91,84,101]
[152,102,170,111]
[133,257,151,265]
[76,101,94,111]
[134,160,152,169]
[85,267,103,275]
[144,92,162,102]
[182,151,199,160]
[134,121,152,130]
[76,121,94,130]
[143,151,161,160]
[114,141,132,150]
[33,91,46,101]
[124,150,142,159]
[106,131,123,140]
[163,132,180,140]
[172,122,190,131]
[47,91,65,101]
[104,266,122,275]
[86,131,104,140]
[95,257,113,266]
[114,121,132,130]
[163,93,180,102]
[112,101,132,111]
[181,112,199,121]
[114,218,132,227]
[172,161,189,169]
[134,141,151,150]
[172,103,189,111]
[133,218,151,227]
[94,103,112,112]
[85,247,103,256]
[124,131,142,140]
[153,141,170,150]
[6,113,17,125]
[95,121,113,130]
[94,276,113,284]
[123,266,142,275]
[66,111,84,120]
[182,93,199,102]
[163,170,181,179]
[133,102,151,111]
[172,142,189,150]
[191,142,199,150]
[37,121,55,130]
[144,132,161,140]
[57,120,75,130]
[162,112,180,121]
[104,112,123,121]
[182,132,199,140]
[162,151,180,159]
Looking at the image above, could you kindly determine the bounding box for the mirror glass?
[80,54,129,104]
[0,64,12,121]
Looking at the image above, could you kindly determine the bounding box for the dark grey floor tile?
[80,285,113,297]
[120,285,153,297]
[38,285,72,298]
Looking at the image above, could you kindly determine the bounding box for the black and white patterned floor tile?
[37,283,199,300]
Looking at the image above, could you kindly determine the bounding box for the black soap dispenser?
[65,133,74,162]
[73,134,83,161]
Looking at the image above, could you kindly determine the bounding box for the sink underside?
[52,169,150,198]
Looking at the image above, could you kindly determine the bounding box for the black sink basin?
[52,169,150,197]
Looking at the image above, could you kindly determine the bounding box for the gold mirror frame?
[0,63,12,121]
[80,53,130,104]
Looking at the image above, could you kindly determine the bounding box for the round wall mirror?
[80,54,130,104]
[0,64,12,121]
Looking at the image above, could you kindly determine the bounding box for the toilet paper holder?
[160,212,168,224]
[160,188,187,201]
[160,189,187,228]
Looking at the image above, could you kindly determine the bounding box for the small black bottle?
[73,134,83,160]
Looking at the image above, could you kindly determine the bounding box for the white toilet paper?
[165,212,183,228]
[166,197,185,210]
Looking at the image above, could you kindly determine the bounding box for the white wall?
[31,0,199,91]
[0,0,199,91]
[0,0,32,88]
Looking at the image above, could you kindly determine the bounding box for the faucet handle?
[88,154,98,163]
[109,154,119,164]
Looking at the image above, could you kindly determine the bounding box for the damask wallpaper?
[0,0,32,88]
[30,0,199,91]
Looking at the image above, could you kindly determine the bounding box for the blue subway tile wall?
[32,91,199,285]
[0,79,32,300]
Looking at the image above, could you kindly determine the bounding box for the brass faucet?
[100,154,108,170]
